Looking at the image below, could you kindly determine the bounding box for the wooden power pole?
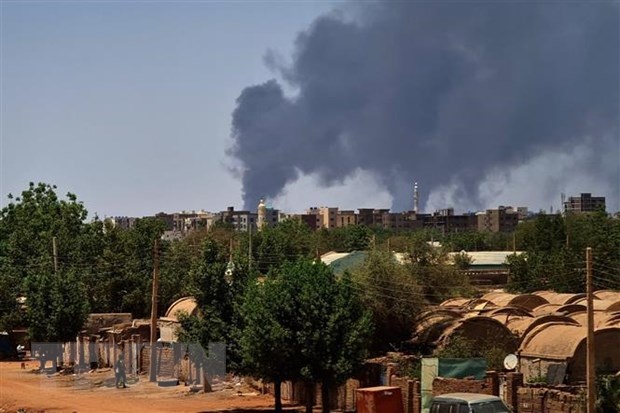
[586,247,595,413]
[52,236,58,274]
[149,238,160,382]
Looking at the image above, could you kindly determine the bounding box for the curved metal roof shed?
[519,323,620,383]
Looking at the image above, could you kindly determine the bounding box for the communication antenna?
[414,182,419,213]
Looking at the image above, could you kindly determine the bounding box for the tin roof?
[448,251,523,266]
[481,292,549,310]
[534,291,586,305]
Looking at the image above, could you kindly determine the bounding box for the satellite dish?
[503,354,518,371]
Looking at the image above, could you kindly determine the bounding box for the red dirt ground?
[0,361,292,413]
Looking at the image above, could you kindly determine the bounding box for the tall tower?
[414,182,420,213]
[257,198,267,231]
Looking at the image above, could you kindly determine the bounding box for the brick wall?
[506,372,524,411]
[391,376,421,413]
[140,344,151,374]
[432,371,499,397]
[517,386,584,413]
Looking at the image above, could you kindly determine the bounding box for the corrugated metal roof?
[320,251,353,266]
[534,291,586,305]
[520,324,620,361]
[320,250,368,275]
[573,298,620,311]
[594,290,620,301]
[481,292,549,310]
[519,323,586,359]
[448,251,523,266]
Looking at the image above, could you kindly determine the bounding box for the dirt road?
[0,361,286,413]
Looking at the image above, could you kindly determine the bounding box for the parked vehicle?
[430,393,511,413]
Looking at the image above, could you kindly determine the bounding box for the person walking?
[115,353,127,389]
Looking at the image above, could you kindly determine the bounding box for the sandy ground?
[0,360,294,413]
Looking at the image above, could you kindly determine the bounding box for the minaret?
[257,198,267,231]
[414,182,420,213]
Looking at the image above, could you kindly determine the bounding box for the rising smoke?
[229,2,619,212]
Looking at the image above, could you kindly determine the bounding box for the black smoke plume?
[229,2,619,211]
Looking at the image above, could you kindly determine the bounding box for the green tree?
[351,250,426,353]
[507,212,620,294]
[255,219,314,273]
[178,236,254,376]
[408,234,472,303]
[87,217,166,317]
[240,259,372,413]
[343,225,372,251]
[433,334,508,371]
[178,238,230,360]
[24,268,90,343]
[0,183,94,334]
[159,239,194,311]
[596,374,620,413]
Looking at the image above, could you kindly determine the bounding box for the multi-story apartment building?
[222,206,258,232]
[320,207,338,229]
[305,207,339,229]
[337,210,357,227]
[563,193,606,213]
[477,206,520,232]
[357,208,390,227]
[107,216,138,230]
[155,210,217,234]
[380,211,419,231]
[420,209,478,233]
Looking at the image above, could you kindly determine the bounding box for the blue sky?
[1,1,343,217]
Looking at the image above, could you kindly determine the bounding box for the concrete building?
[222,206,258,232]
[319,207,338,229]
[107,216,138,230]
[477,206,519,232]
[420,209,478,233]
[380,211,419,231]
[305,207,339,229]
[297,213,320,231]
[154,210,218,237]
[357,208,390,227]
[563,193,606,213]
[336,210,357,227]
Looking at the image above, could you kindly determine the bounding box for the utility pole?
[52,236,58,274]
[512,233,516,253]
[248,224,252,271]
[149,238,160,382]
[586,247,595,413]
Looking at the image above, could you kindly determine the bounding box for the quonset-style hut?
[572,298,620,312]
[158,297,199,342]
[412,309,464,348]
[533,291,586,305]
[436,316,519,354]
[593,290,620,301]
[481,292,549,311]
[518,323,620,384]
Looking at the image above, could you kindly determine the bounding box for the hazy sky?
[1,1,340,217]
[2,1,618,218]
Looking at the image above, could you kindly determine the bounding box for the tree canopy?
[240,259,372,413]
